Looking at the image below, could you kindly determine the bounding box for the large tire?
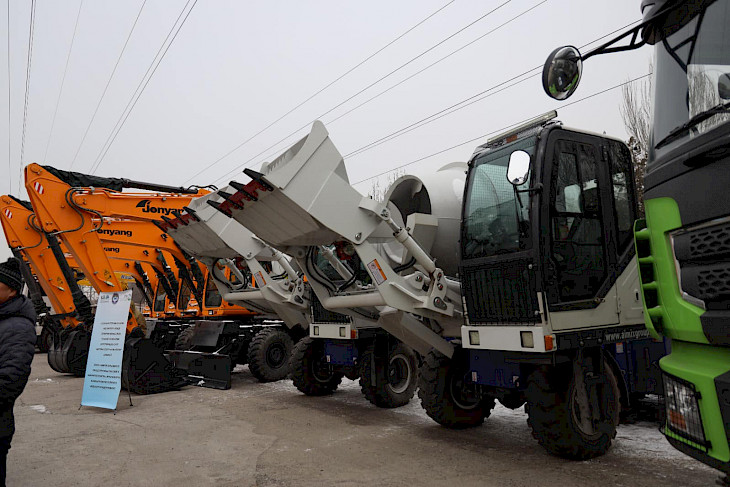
[290,337,343,396]
[38,325,53,353]
[417,349,494,429]
[248,327,294,382]
[360,341,417,408]
[174,324,196,350]
[525,358,620,460]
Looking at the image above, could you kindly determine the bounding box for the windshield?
[462,137,535,259]
[153,283,167,312]
[652,0,730,157]
[177,280,192,309]
[204,273,223,308]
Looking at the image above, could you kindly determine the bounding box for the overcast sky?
[0,0,652,262]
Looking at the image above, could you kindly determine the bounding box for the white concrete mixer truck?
[166,112,666,459]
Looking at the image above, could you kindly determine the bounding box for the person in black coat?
[0,258,37,486]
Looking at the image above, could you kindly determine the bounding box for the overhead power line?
[181,0,457,185]
[43,0,84,163]
[19,0,36,194]
[351,73,653,186]
[343,19,641,160]
[68,0,147,170]
[208,0,523,187]
[212,18,642,189]
[88,0,197,175]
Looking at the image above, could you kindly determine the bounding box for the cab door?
[543,131,623,330]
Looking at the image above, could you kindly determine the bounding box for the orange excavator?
[0,195,94,375]
[0,194,171,375]
[24,163,210,393]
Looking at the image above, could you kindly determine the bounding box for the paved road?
[9,355,719,486]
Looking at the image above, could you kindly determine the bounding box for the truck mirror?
[542,46,583,100]
[507,150,530,186]
[719,73,730,100]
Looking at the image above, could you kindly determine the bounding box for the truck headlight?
[663,372,708,447]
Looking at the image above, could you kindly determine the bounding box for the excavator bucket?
[167,351,232,390]
[166,321,239,390]
[122,336,186,395]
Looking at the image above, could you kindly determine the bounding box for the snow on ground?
[226,370,704,466]
[29,404,49,413]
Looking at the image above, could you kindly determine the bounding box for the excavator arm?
[25,163,207,334]
[0,195,83,328]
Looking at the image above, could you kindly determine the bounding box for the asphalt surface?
[8,355,720,487]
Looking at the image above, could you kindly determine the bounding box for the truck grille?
[673,219,730,306]
[309,292,351,324]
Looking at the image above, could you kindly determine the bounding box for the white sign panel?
[81,290,131,410]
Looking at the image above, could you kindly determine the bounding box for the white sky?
[0,0,652,261]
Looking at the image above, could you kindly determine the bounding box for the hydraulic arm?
[24,163,208,393]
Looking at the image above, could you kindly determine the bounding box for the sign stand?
[80,290,133,412]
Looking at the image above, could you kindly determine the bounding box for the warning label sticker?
[255,271,266,286]
[367,259,387,285]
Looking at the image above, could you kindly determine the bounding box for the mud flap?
[122,337,186,395]
[168,350,232,390]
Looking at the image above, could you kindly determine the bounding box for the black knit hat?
[0,258,24,293]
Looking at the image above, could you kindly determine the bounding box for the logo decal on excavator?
[103,247,120,254]
[98,229,133,238]
[135,199,176,216]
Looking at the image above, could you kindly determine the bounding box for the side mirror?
[507,150,530,186]
[718,73,730,100]
[543,46,583,100]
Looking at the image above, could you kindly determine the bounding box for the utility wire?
[19,0,36,194]
[337,0,548,155]
[219,19,643,188]
[68,0,147,170]
[200,0,513,186]
[88,0,196,175]
[6,0,11,194]
[43,0,84,163]
[181,0,457,185]
[344,19,641,159]
[351,73,652,186]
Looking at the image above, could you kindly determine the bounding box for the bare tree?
[368,169,405,202]
[619,64,652,216]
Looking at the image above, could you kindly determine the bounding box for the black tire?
[417,349,494,429]
[38,325,53,353]
[248,327,294,382]
[174,325,196,350]
[290,337,343,396]
[360,341,417,408]
[525,359,620,460]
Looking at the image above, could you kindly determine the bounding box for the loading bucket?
[122,337,185,394]
[168,350,232,390]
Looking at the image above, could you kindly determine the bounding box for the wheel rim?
[265,342,287,369]
[387,353,411,394]
[449,369,481,410]
[570,364,601,438]
[311,355,335,383]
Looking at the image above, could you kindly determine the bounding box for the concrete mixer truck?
[164,115,667,458]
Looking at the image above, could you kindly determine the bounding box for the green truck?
[543,0,730,476]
